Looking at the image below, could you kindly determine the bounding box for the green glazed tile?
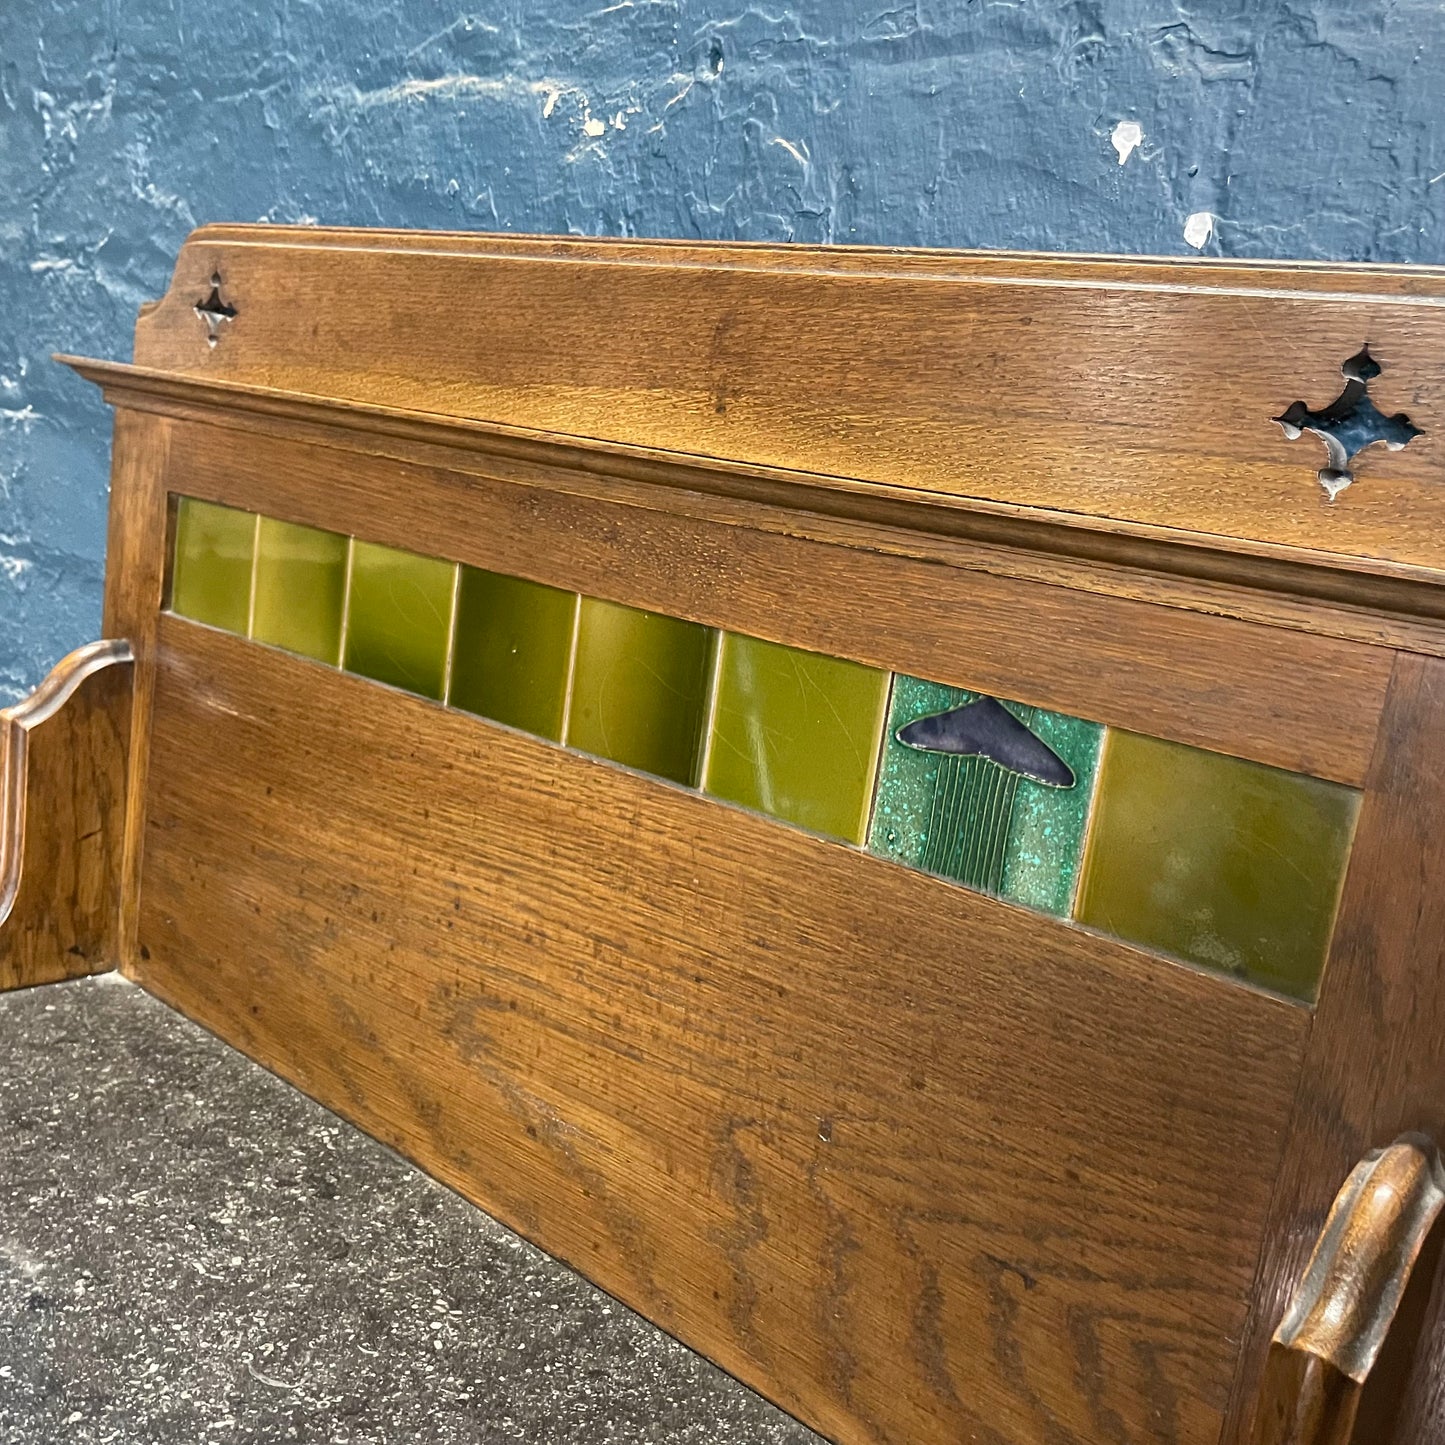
[448,567,578,740]
[1074,731,1359,999]
[250,518,349,664]
[170,497,256,634]
[869,675,1103,915]
[566,598,713,784]
[702,633,888,844]
[342,540,457,700]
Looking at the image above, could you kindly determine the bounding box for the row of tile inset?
[171,500,887,835]
[171,496,1360,1000]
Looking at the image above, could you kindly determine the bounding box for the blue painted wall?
[2,2,1442,697]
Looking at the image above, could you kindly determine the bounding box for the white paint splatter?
[581,116,606,138]
[0,557,31,581]
[770,136,810,167]
[1183,211,1214,249]
[663,75,695,111]
[340,73,554,108]
[29,256,76,274]
[1111,119,1143,166]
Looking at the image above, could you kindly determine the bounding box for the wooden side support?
[0,639,134,990]
[1251,1137,1445,1445]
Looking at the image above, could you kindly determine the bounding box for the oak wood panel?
[1375,1238,1445,1444]
[1224,653,1445,1444]
[124,227,1445,573]
[133,617,1311,1445]
[156,417,1389,787]
[0,648,132,990]
[101,408,174,972]
[69,355,1445,658]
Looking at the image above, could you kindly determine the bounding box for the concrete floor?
[0,975,824,1445]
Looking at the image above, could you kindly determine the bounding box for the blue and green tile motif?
[869,675,1103,916]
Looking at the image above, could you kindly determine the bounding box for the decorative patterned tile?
[448,568,578,741]
[869,675,1103,915]
[250,518,349,664]
[342,541,457,701]
[1073,730,1359,999]
[566,599,714,785]
[170,497,255,634]
[703,634,888,844]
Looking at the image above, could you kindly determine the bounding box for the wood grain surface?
[67,354,1445,658]
[0,644,132,991]
[132,616,1311,1445]
[1225,653,1445,1445]
[150,418,1390,786]
[116,226,1445,575]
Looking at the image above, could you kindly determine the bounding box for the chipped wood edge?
[1251,1135,1445,1445]
[0,639,135,928]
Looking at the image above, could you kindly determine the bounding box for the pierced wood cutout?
[1274,345,1422,501]
[194,271,237,346]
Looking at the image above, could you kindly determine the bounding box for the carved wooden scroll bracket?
[0,639,134,990]
[1251,1135,1445,1445]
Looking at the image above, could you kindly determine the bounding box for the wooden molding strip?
[58,355,1445,642]
[0,639,134,931]
[172,222,1445,290]
[1251,1136,1445,1445]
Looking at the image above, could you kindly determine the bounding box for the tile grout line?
[245,512,262,640]
[557,592,584,744]
[694,630,728,793]
[860,671,898,849]
[441,563,463,705]
[336,535,357,669]
[1068,725,1111,919]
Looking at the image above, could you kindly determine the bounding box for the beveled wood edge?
[0,640,135,927]
[57,355,1445,641]
[177,223,1445,294]
[1250,1137,1445,1445]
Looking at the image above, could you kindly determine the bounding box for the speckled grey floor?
[0,975,825,1445]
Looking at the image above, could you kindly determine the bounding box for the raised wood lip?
[1,638,135,734]
[58,352,1445,631]
[1,639,134,928]
[181,223,1445,296]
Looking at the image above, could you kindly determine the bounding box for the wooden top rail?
[56,225,1445,635]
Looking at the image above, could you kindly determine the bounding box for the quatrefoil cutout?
[1274,345,1421,501]
[194,272,238,347]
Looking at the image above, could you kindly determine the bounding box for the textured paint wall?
[2,1,1442,696]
